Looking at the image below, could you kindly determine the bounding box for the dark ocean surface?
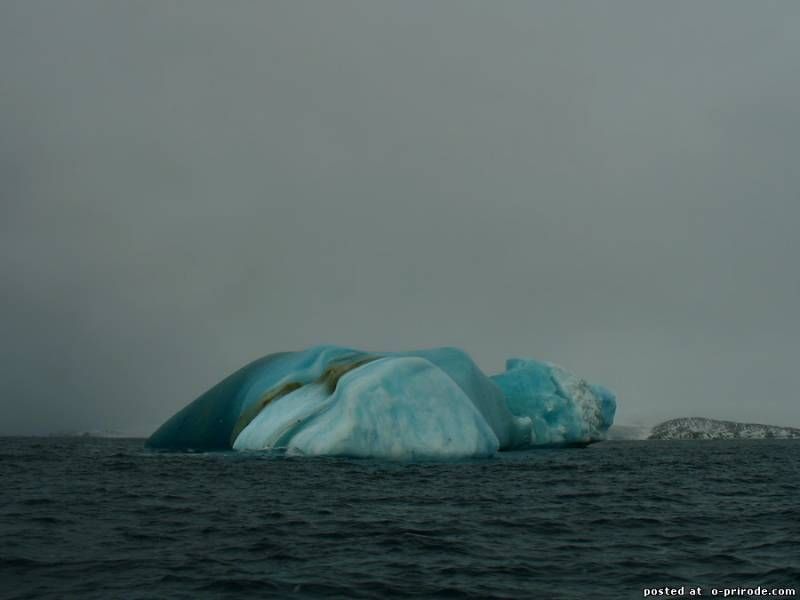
[1,437,798,599]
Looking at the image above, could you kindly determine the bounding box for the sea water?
[1,437,797,599]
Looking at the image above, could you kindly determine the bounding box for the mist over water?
[2,2,800,435]
[2,437,798,599]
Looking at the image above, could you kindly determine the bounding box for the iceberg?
[491,358,616,446]
[146,345,616,459]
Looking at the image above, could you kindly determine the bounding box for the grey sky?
[2,1,799,435]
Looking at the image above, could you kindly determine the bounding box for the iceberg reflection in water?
[146,346,616,459]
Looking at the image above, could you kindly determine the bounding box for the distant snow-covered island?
[648,417,800,440]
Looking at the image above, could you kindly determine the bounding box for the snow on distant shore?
[648,417,800,440]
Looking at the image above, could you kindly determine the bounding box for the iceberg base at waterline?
[146,345,616,460]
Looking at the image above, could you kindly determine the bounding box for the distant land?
[608,418,800,441]
[47,430,137,439]
[649,417,800,440]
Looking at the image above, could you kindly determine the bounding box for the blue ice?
[146,345,616,459]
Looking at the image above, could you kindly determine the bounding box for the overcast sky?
[1,1,799,435]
